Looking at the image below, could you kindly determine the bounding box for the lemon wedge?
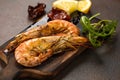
[52,0,78,15]
[77,0,92,14]
[53,0,92,14]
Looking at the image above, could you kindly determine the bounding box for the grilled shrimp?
[15,35,87,67]
[5,20,80,52]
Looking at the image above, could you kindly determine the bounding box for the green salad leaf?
[80,13,117,47]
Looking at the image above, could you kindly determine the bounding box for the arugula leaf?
[80,13,117,47]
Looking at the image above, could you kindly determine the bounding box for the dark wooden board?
[0,14,87,80]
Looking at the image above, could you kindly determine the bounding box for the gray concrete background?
[0,0,120,80]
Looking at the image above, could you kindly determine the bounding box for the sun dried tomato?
[28,3,46,20]
[47,8,71,21]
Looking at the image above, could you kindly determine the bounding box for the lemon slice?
[77,0,92,14]
[52,0,78,15]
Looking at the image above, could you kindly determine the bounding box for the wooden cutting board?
[0,14,87,80]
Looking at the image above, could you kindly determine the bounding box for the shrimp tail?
[5,26,43,52]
